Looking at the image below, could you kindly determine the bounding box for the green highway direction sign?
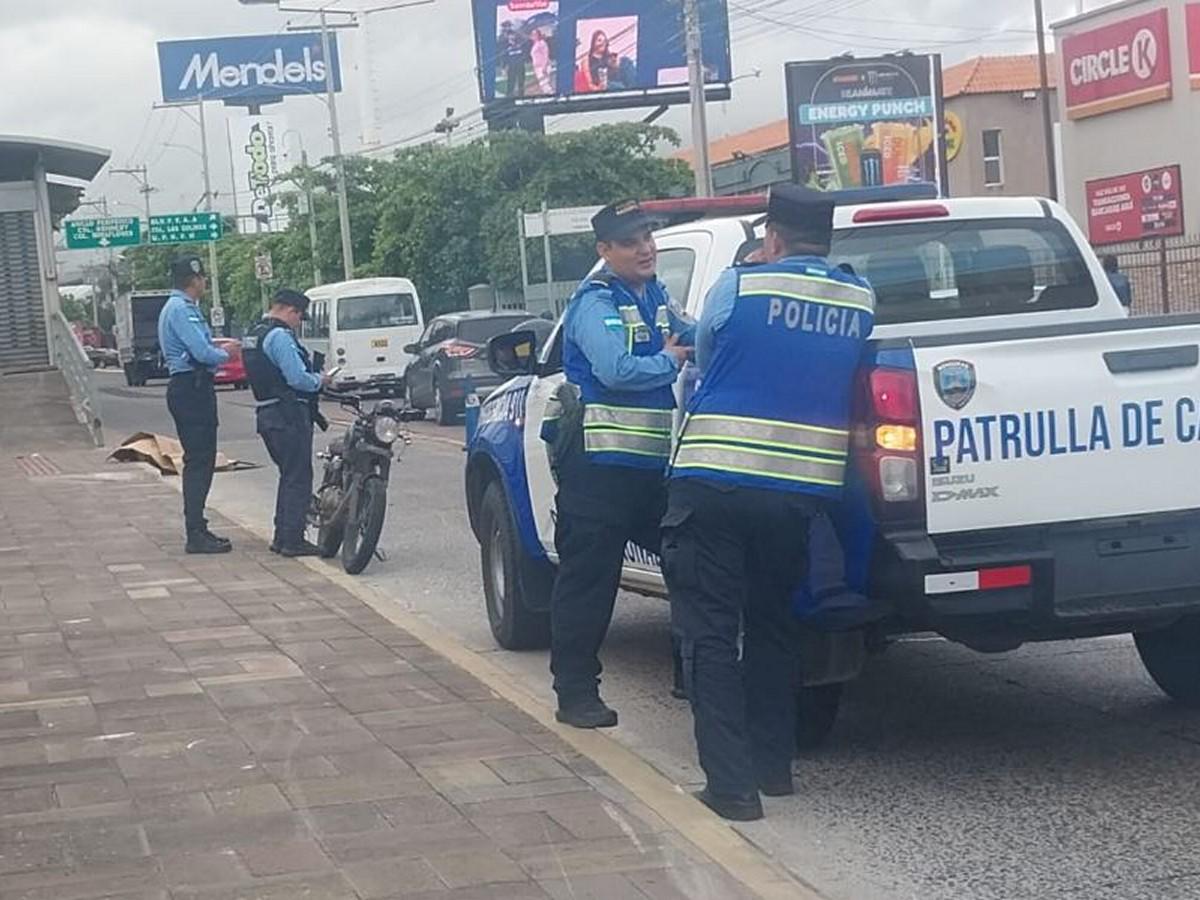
[149,212,224,245]
[65,217,141,250]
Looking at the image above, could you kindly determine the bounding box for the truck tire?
[1135,618,1200,707]
[795,683,842,753]
[479,481,552,650]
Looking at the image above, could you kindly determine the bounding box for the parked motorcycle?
[311,396,422,575]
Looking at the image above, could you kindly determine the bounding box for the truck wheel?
[1135,617,1200,707]
[479,481,552,650]
[795,683,842,753]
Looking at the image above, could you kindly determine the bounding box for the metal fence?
[1099,234,1200,316]
[48,311,103,447]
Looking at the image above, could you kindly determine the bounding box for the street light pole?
[301,149,322,287]
[1034,0,1058,201]
[320,8,355,280]
[684,0,713,198]
[196,97,223,310]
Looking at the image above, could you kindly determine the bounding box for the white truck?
[114,290,171,386]
[465,194,1200,748]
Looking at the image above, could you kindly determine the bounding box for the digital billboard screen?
[473,0,731,114]
[785,55,947,196]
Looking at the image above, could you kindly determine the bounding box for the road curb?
[194,485,825,900]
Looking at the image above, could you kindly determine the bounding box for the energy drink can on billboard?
[860,148,883,187]
[822,126,864,189]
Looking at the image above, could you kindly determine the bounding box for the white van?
[303,277,425,395]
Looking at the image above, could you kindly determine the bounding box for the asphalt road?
[96,370,1200,900]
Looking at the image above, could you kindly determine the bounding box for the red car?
[212,338,248,390]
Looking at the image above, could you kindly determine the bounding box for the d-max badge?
[933,360,976,410]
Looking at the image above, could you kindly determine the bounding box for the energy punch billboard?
[786,55,947,196]
[472,0,732,115]
[157,33,342,105]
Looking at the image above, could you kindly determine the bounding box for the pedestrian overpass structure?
[0,136,111,444]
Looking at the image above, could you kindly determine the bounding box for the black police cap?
[763,184,835,246]
[272,288,311,316]
[169,255,206,281]
[591,200,657,242]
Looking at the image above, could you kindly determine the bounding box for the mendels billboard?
[158,33,342,105]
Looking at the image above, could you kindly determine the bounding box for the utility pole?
[1034,0,1058,201]
[684,0,713,198]
[196,98,223,310]
[301,149,322,287]
[111,165,155,227]
[320,8,355,280]
[224,119,243,230]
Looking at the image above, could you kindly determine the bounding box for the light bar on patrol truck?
[642,183,942,227]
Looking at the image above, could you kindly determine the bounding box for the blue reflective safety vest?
[563,274,677,470]
[671,258,875,498]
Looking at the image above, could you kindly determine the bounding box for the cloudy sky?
[0,0,1086,243]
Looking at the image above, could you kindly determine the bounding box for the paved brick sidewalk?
[0,450,761,900]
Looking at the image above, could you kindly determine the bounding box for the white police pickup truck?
[465,193,1200,747]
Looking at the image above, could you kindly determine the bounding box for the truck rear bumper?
[879,510,1200,646]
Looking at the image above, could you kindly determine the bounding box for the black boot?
[278,539,321,558]
[555,697,618,729]
[186,531,233,554]
[693,788,764,822]
[202,527,232,548]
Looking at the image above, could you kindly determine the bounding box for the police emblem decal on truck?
[933,359,977,411]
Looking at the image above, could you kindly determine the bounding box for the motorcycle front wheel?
[341,475,388,575]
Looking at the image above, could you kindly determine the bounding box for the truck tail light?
[855,366,923,511]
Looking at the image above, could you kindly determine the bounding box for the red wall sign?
[1188,4,1200,89]
[1062,8,1173,119]
[1086,165,1184,245]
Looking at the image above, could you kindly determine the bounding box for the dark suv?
[404,311,534,424]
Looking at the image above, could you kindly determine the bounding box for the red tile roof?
[678,54,1057,166]
[943,54,1056,98]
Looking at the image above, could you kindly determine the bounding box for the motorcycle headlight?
[372,415,400,445]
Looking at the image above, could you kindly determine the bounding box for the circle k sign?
[1063,9,1173,120]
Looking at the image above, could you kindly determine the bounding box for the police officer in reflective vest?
[662,185,875,821]
[550,201,693,729]
[242,289,330,557]
[158,255,232,554]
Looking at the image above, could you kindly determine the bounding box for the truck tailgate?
[914,316,1200,535]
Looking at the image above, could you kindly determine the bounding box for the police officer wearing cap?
[242,289,331,557]
[158,255,232,555]
[662,185,875,821]
[549,200,694,730]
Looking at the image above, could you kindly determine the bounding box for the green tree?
[121,124,692,324]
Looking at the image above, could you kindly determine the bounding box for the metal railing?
[1098,235,1200,316]
[48,311,103,447]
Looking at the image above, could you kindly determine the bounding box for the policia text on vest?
[545,201,694,731]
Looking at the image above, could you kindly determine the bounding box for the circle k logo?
[1131,28,1158,80]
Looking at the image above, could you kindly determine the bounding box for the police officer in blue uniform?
[662,185,875,821]
[242,289,330,557]
[551,201,693,729]
[158,255,232,555]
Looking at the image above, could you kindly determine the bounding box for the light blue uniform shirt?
[563,273,696,392]
[257,326,322,407]
[157,290,228,375]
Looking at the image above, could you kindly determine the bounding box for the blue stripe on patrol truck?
[468,377,547,562]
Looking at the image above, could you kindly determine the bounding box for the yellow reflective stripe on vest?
[585,429,672,458]
[584,404,673,432]
[739,272,875,314]
[682,414,848,456]
[654,305,670,335]
[673,442,846,487]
